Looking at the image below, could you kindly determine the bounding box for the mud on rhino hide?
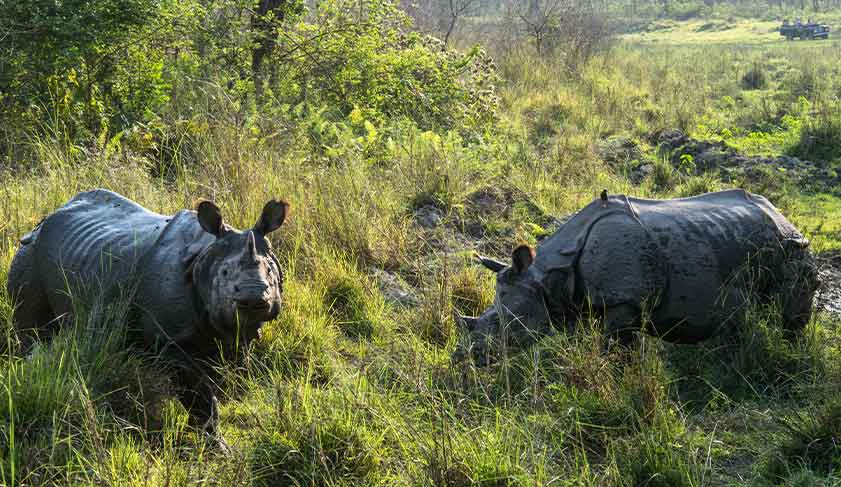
[6,189,290,444]
[455,189,818,366]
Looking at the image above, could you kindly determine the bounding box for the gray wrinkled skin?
[7,189,289,438]
[455,189,818,366]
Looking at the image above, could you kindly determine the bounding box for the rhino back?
[134,210,216,348]
[627,189,793,334]
[536,189,800,340]
[629,189,787,281]
[34,189,170,315]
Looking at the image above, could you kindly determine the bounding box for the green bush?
[249,391,383,486]
[766,400,841,479]
[741,61,768,90]
[277,0,499,142]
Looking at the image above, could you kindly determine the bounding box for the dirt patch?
[815,250,841,315]
[458,186,553,238]
[409,184,562,267]
[651,129,840,192]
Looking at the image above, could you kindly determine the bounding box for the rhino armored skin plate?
[456,189,819,366]
[7,188,289,446]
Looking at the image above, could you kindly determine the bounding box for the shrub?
[614,429,703,487]
[766,400,841,479]
[0,289,173,483]
[324,273,377,340]
[249,390,383,486]
[652,157,678,191]
[677,173,719,197]
[792,101,841,162]
[276,0,500,142]
[742,61,768,90]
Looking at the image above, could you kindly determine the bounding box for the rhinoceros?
[6,189,289,438]
[454,189,818,365]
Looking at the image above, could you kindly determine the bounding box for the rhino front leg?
[175,366,230,452]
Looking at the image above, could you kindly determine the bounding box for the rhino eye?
[222,269,228,277]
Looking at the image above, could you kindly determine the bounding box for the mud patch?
[408,185,563,280]
[458,185,553,239]
[815,250,841,315]
[650,129,840,193]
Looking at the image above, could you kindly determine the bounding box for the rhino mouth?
[237,301,271,312]
[234,300,278,323]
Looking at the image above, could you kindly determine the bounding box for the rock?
[653,129,690,148]
[415,204,443,229]
[629,163,654,184]
[371,268,418,307]
[638,128,840,193]
[815,250,841,315]
[597,136,643,168]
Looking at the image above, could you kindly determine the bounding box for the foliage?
[766,400,841,478]
[742,61,768,90]
[276,1,499,140]
[6,5,841,487]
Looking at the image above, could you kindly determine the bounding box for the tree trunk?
[251,0,287,98]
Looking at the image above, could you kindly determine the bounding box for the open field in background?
[622,19,785,44]
[4,3,841,485]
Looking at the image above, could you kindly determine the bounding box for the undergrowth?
[2,5,841,486]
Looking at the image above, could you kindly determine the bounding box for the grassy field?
[4,9,841,486]
[623,19,785,44]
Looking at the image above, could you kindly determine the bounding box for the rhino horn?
[247,231,258,263]
[475,253,506,273]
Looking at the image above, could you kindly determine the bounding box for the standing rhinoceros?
[7,189,289,440]
[454,189,818,365]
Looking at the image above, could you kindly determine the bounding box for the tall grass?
[2,38,841,486]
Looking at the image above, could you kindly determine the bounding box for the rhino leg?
[6,240,56,351]
[777,242,818,331]
[175,365,229,451]
[603,304,640,347]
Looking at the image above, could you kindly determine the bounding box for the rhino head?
[453,245,561,366]
[190,199,289,345]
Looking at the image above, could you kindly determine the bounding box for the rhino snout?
[233,282,276,315]
[235,295,271,311]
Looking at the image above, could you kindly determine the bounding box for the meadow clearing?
[3,2,841,485]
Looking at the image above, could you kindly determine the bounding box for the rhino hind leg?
[777,243,819,332]
[6,240,55,351]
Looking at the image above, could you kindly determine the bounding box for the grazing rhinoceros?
[7,189,289,440]
[454,189,818,365]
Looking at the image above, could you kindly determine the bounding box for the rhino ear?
[255,199,289,235]
[511,245,534,273]
[197,201,224,237]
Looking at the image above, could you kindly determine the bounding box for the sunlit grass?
[2,26,841,487]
